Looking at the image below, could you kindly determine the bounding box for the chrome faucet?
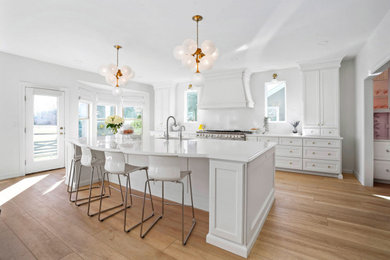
[166,116,177,140]
[179,125,186,141]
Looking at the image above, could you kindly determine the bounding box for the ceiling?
[1,0,390,84]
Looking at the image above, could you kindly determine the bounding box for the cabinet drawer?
[279,137,302,146]
[258,137,279,144]
[303,128,321,136]
[374,141,390,160]
[303,147,340,160]
[303,159,341,174]
[321,128,338,137]
[303,138,341,148]
[276,145,302,158]
[276,157,302,170]
[374,160,390,180]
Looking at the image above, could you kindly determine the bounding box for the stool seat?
[149,170,190,181]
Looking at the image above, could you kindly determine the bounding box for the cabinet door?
[303,70,320,127]
[320,68,339,129]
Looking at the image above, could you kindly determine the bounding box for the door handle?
[60,132,64,135]
[60,127,64,130]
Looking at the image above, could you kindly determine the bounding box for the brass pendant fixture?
[99,45,134,96]
[173,15,218,86]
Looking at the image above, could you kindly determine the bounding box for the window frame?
[78,100,91,141]
[264,80,287,123]
[122,105,143,136]
[184,89,199,123]
[96,103,117,137]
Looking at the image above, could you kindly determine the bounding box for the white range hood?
[198,68,254,109]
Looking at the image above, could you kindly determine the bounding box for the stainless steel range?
[196,130,251,141]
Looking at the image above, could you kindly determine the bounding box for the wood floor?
[1,170,390,260]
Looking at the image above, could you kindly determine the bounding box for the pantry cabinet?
[300,60,341,137]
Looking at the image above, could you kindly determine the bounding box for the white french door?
[25,87,65,173]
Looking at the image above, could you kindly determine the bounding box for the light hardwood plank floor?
[0,169,390,259]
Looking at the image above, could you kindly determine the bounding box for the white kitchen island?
[72,137,276,258]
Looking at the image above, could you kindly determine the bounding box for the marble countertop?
[71,136,276,163]
[247,133,343,139]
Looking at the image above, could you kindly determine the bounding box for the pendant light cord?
[196,20,199,48]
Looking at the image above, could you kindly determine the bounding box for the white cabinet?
[300,60,341,137]
[374,141,390,181]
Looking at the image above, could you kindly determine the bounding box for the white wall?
[176,68,303,133]
[0,51,154,180]
[340,58,356,173]
[354,10,390,185]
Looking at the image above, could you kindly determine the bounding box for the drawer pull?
[386,149,390,153]
[328,166,331,168]
[312,164,316,167]
[328,142,331,145]
[289,141,293,143]
[289,162,293,165]
[328,153,331,156]
[329,131,332,134]
[386,169,390,173]
[289,150,293,153]
[312,142,315,144]
[312,152,316,154]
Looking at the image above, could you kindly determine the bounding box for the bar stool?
[98,151,155,232]
[75,146,110,217]
[67,143,100,203]
[140,156,196,245]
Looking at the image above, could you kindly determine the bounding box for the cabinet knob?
[328,131,332,134]
[289,162,293,165]
[312,164,316,167]
[289,150,293,153]
[386,169,390,173]
[328,166,331,168]
[312,142,315,144]
[328,142,331,145]
[386,149,390,153]
[312,152,316,154]
[328,153,331,156]
[289,141,293,143]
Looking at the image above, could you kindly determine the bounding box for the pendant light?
[99,45,134,96]
[173,15,218,86]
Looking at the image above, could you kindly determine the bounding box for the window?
[265,81,286,122]
[78,101,90,140]
[185,90,198,122]
[96,104,116,136]
[123,106,143,135]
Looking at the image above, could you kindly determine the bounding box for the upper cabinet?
[299,59,341,137]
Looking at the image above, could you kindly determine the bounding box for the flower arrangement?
[105,115,124,134]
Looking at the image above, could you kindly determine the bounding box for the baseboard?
[276,168,339,178]
[0,172,25,181]
[353,170,364,185]
[206,188,275,258]
[342,169,354,174]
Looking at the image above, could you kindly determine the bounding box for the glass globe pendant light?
[98,45,134,96]
[173,15,218,86]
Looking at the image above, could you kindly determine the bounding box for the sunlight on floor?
[0,174,49,206]
[42,178,64,195]
[373,194,390,201]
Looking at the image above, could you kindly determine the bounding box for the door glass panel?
[33,95,58,161]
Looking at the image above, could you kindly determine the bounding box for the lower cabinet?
[249,135,342,177]
[374,141,390,181]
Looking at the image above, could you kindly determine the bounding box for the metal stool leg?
[98,173,130,222]
[140,179,163,238]
[67,159,74,193]
[183,174,196,245]
[124,174,154,233]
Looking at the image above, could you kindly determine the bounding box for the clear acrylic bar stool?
[140,156,196,245]
[98,151,155,232]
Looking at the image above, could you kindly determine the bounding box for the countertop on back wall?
[150,130,343,140]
